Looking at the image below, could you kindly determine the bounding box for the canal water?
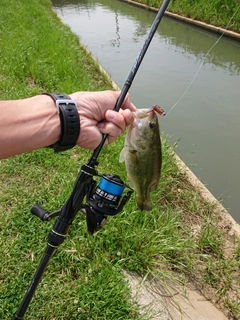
[52,0,240,223]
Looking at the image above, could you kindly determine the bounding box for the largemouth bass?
[120,107,162,211]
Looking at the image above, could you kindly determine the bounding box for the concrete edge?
[120,0,240,41]
[165,11,240,41]
[174,154,240,236]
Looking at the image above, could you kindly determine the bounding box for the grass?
[133,0,240,33]
[0,0,112,99]
[0,0,240,319]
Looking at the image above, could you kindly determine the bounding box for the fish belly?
[126,145,161,211]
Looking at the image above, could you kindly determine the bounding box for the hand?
[70,90,136,149]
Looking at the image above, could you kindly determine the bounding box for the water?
[52,0,240,222]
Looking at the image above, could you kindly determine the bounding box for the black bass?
[120,107,162,211]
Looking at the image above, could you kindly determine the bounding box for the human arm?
[0,91,136,160]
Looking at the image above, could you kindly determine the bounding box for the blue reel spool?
[95,174,125,208]
[98,175,125,196]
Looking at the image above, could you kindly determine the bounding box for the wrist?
[28,95,61,148]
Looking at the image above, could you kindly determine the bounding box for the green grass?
[134,0,240,33]
[0,0,112,99]
[0,0,240,319]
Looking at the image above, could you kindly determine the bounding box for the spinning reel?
[85,174,133,234]
[31,173,133,235]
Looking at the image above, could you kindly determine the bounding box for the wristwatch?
[43,93,80,152]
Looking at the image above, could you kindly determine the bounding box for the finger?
[120,109,135,126]
[110,91,136,112]
[103,136,109,147]
[120,93,137,112]
[97,121,123,138]
[104,110,126,133]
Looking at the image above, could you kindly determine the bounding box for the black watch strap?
[43,93,80,152]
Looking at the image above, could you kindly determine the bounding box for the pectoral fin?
[119,147,126,163]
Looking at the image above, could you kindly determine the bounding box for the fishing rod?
[90,0,170,164]
[14,0,171,318]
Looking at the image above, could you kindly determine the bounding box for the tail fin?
[136,197,152,212]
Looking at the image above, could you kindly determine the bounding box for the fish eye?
[149,122,155,129]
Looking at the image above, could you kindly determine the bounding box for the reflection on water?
[110,11,121,48]
[52,0,240,74]
[52,0,240,223]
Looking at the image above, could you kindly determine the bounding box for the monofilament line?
[166,4,240,116]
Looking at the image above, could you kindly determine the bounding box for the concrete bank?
[120,0,240,42]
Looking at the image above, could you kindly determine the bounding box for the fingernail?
[97,122,104,128]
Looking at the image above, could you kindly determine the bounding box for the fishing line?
[166,4,240,116]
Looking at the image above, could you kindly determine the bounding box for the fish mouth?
[132,105,165,128]
[132,109,152,127]
[146,108,155,115]
[136,105,166,116]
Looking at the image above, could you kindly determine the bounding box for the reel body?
[31,173,133,234]
[85,174,133,234]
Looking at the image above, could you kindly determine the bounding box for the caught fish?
[120,107,163,211]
